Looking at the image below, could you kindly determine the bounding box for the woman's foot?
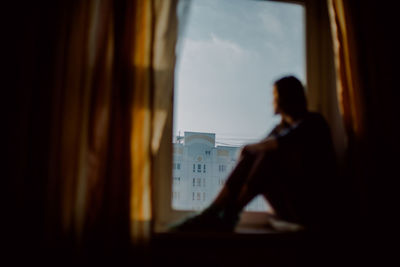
[168,208,239,233]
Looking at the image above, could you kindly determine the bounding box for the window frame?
[153,0,311,233]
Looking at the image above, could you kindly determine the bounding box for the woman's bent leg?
[169,152,258,232]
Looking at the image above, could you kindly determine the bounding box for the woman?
[170,76,337,233]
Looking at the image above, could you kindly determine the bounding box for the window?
[173,177,181,185]
[218,164,227,172]
[170,0,305,215]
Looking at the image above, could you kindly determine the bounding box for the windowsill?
[151,225,307,250]
[154,210,304,235]
[153,227,300,238]
[153,218,306,246]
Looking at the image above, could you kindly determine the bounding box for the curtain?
[328,0,378,226]
[327,0,371,222]
[6,0,178,261]
[327,0,366,141]
[303,0,354,236]
[305,0,347,164]
[327,1,399,264]
[130,0,178,243]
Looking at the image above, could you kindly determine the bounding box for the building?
[172,131,270,212]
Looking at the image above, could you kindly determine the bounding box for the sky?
[173,0,305,146]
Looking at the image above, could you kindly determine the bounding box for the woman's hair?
[274,76,307,119]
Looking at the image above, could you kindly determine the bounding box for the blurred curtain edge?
[327,0,369,222]
[41,0,179,250]
[307,0,374,227]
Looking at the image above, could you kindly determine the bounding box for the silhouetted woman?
[171,76,337,233]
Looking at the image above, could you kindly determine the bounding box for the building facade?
[172,131,270,212]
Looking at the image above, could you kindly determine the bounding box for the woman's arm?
[242,138,278,155]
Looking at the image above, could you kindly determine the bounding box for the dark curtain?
[4,0,178,265]
[328,0,399,265]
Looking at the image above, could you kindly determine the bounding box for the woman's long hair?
[274,76,308,120]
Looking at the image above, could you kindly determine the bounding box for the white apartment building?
[172,131,270,212]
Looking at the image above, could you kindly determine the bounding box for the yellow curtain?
[130,0,178,243]
[327,0,371,221]
[327,0,366,142]
[45,0,178,248]
[305,0,347,162]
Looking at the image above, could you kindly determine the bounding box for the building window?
[219,165,226,172]
[197,178,201,187]
[193,164,195,172]
[193,178,195,187]
[177,163,181,170]
[197,192,201,201]
[197,164,201,172]
[192,192,195,201]
[173,177,180,185]
[203,164,206,173]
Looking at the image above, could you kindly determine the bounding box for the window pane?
[172,0,305,212]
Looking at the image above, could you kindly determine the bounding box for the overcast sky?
[173,0,305,146]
